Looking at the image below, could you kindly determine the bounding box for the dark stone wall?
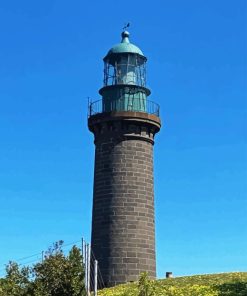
[89,115,160,287]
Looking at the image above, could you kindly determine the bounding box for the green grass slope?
[98,272,247,296]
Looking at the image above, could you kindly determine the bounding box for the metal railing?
[88,98,160,117]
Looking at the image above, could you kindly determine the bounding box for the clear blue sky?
[0,0,246,278]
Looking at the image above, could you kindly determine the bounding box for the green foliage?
[0,241,86,296]
[98,272,247,296]
[0,261,31,296]
[138,272,154,296]
[1,245,247,296]
[216,281,247,296]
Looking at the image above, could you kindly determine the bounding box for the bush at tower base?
[98,272,247,296]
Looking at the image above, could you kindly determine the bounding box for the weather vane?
[123,22,130,31]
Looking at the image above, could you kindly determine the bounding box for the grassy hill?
[98,272,247,296]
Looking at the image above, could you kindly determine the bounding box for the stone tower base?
[88,111,161,287]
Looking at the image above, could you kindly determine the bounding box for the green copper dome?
[105,31,145,58]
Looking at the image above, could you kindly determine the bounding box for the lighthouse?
[88,31,161,287]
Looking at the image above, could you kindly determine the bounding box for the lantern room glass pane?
[104,54,146,87]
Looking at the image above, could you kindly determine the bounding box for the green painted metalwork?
[98,31,154,114]
[105,31,144,57]
[100,86,147,112]
[88,98,160,117]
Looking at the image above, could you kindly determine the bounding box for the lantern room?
[103,31,147,87]
[99,31,151,113]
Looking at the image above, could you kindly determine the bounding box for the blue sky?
[0,0,246,278]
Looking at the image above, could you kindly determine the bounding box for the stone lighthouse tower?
[88,31,161,287]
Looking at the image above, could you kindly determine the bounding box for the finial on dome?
[121,22,130,43]
[121,31,130,43]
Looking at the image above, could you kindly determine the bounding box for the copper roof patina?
[105,31,144,59]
